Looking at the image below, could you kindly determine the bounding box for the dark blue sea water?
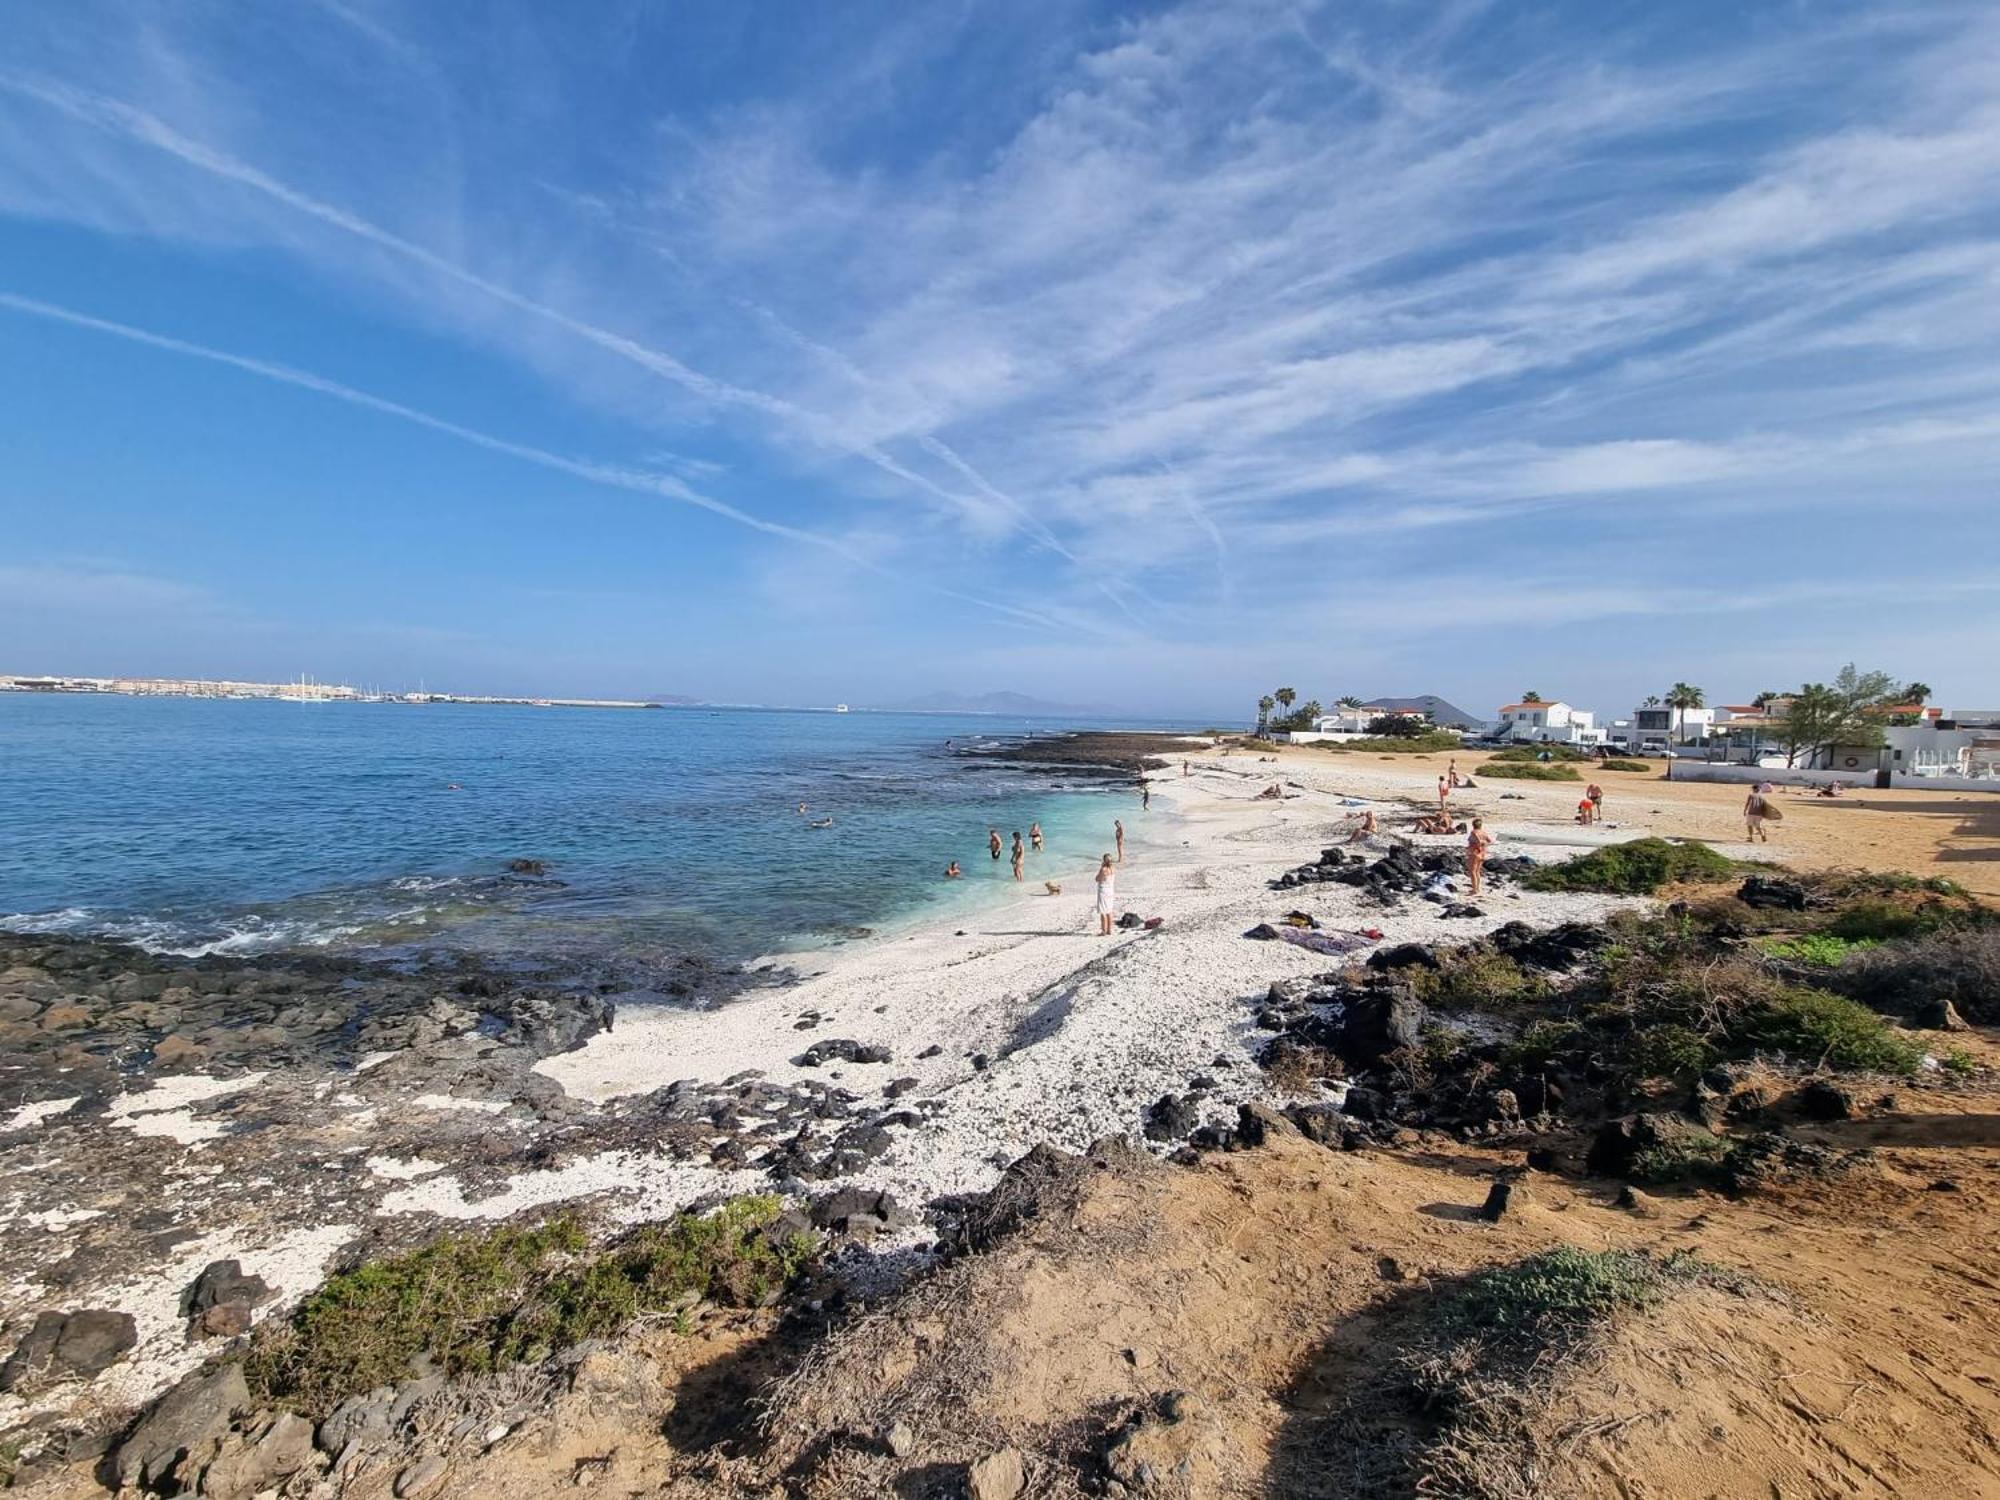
[0,694,1179,974]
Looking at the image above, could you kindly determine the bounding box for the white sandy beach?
[525,748,1687,1215]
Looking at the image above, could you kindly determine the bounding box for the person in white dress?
[1094,854,1117,935]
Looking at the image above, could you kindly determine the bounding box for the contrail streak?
[1,71,1115,604]
[0,292,1091,635]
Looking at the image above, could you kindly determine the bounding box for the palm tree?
[1274,687,1297,720]
[1256,695,1275,734]
[1665,682,1705,743]
[1903,681,1932,705]
[1337,695,1365,709]
[1520,691,1543,703]
[1642,694,1661,708]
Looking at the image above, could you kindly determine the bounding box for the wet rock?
[1479,1180,1525,1221]
[1795,1078,1857,1121]
[114,1361,251,1490]
[1366,943,1439,972]
[810,1187,908,1233]
[505,858,548,875]
[0,1308,137,1394]
[183,1259,273,1341]
[1235,1100,1296,1147]
[1489,920,1611,970]
[793,1039,891,1067]
[1738,875,1810,911]
[1143,1093,1199,1142]
[1911,996,1968,1032]
[969,1445,1026,1500]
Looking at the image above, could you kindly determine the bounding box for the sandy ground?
[1266,743,2000,895]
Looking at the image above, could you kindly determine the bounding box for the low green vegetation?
[1735,986,1923,1075]
[1524,837,1739,894]
[1598,758,1651,772]
[1413,951,1547,1010]
[1621,1023,1718,1080]
[246,1197,818,1414]
[1760,933,1881,966]
[1315,731,1463,753]
[1487,745,1591,763]
[1440,1248,1704,1338]
[1942,1049,1979,1078]
[1478,761,1581,781]
[1629,1126,1732,1184]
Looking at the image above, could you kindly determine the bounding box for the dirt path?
[1254,744,2000,896]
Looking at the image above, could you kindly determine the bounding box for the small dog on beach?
[1044,881,1063,896]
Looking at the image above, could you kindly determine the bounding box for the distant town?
[0,673,657,710]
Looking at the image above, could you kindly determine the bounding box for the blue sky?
[2,0,1997,720]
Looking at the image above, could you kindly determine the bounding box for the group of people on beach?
[942,785,1146,935]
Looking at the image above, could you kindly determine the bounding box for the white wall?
[1665,763,2000,793]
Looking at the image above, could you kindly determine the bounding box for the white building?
[1310,707,1377,735]
[1490,700,1605,746]
[1622,703,1716,753]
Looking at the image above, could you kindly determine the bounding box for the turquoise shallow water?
[0,695,1181,973]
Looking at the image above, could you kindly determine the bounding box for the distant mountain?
[879,690,1099,717]
[1361,694,1486,730]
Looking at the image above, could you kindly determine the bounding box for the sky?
[1,0,1997,721]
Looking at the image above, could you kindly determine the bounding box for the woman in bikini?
[1466,817,1494,895]
[1029,822,1044,852]
[1114,819,1126,864]
[1011,832,1026,880]
[989,828,1003,861]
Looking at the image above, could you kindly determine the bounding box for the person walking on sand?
[1094,853,1117,935]
[1011,832,1026,880]
[1466,817,1494,895]
[1115,819,1126,864]
[1744,786,1778,842]
[1437,774,1451,809]
[1182,759,1191,777]
[1029,822,1044,852]
[989,828,1003,861]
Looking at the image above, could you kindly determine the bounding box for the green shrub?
[1487,745,1591,763]
[246,1197,817,1413]
[1500,1020,1582,1072]
[1630,1127,1732,1185]
[1623,1024,1718,1079]
[1599,759,1651,772]
[1441,1248,1700,1338]
[1733,987,1922,1075]
[1760,933,1882,967]
[1941,1049,1979,1079]
[1825,898,1975,942]
[1415,951,1546,1010]
[1479,761,1582,781]
[1314,732,1464,753]
[1524,837,1738,894]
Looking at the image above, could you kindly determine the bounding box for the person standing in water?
[1114,819,1126,864]
[1094,853,1117,935]
[1011,832,1026,880]
[989,828,1003,861]
[1141,781,1151,810]
[944,861,963,879]
[1466,817,1494,895]
[1030,822,1044,851]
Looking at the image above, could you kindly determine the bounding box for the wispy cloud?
[2,1,1997,705]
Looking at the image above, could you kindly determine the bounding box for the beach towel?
[1245,923,1378,955]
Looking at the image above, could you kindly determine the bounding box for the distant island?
[875,690,1101,717]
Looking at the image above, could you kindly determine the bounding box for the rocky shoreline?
[960,729,1203,778]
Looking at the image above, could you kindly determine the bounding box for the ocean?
[0,694,1181,978]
